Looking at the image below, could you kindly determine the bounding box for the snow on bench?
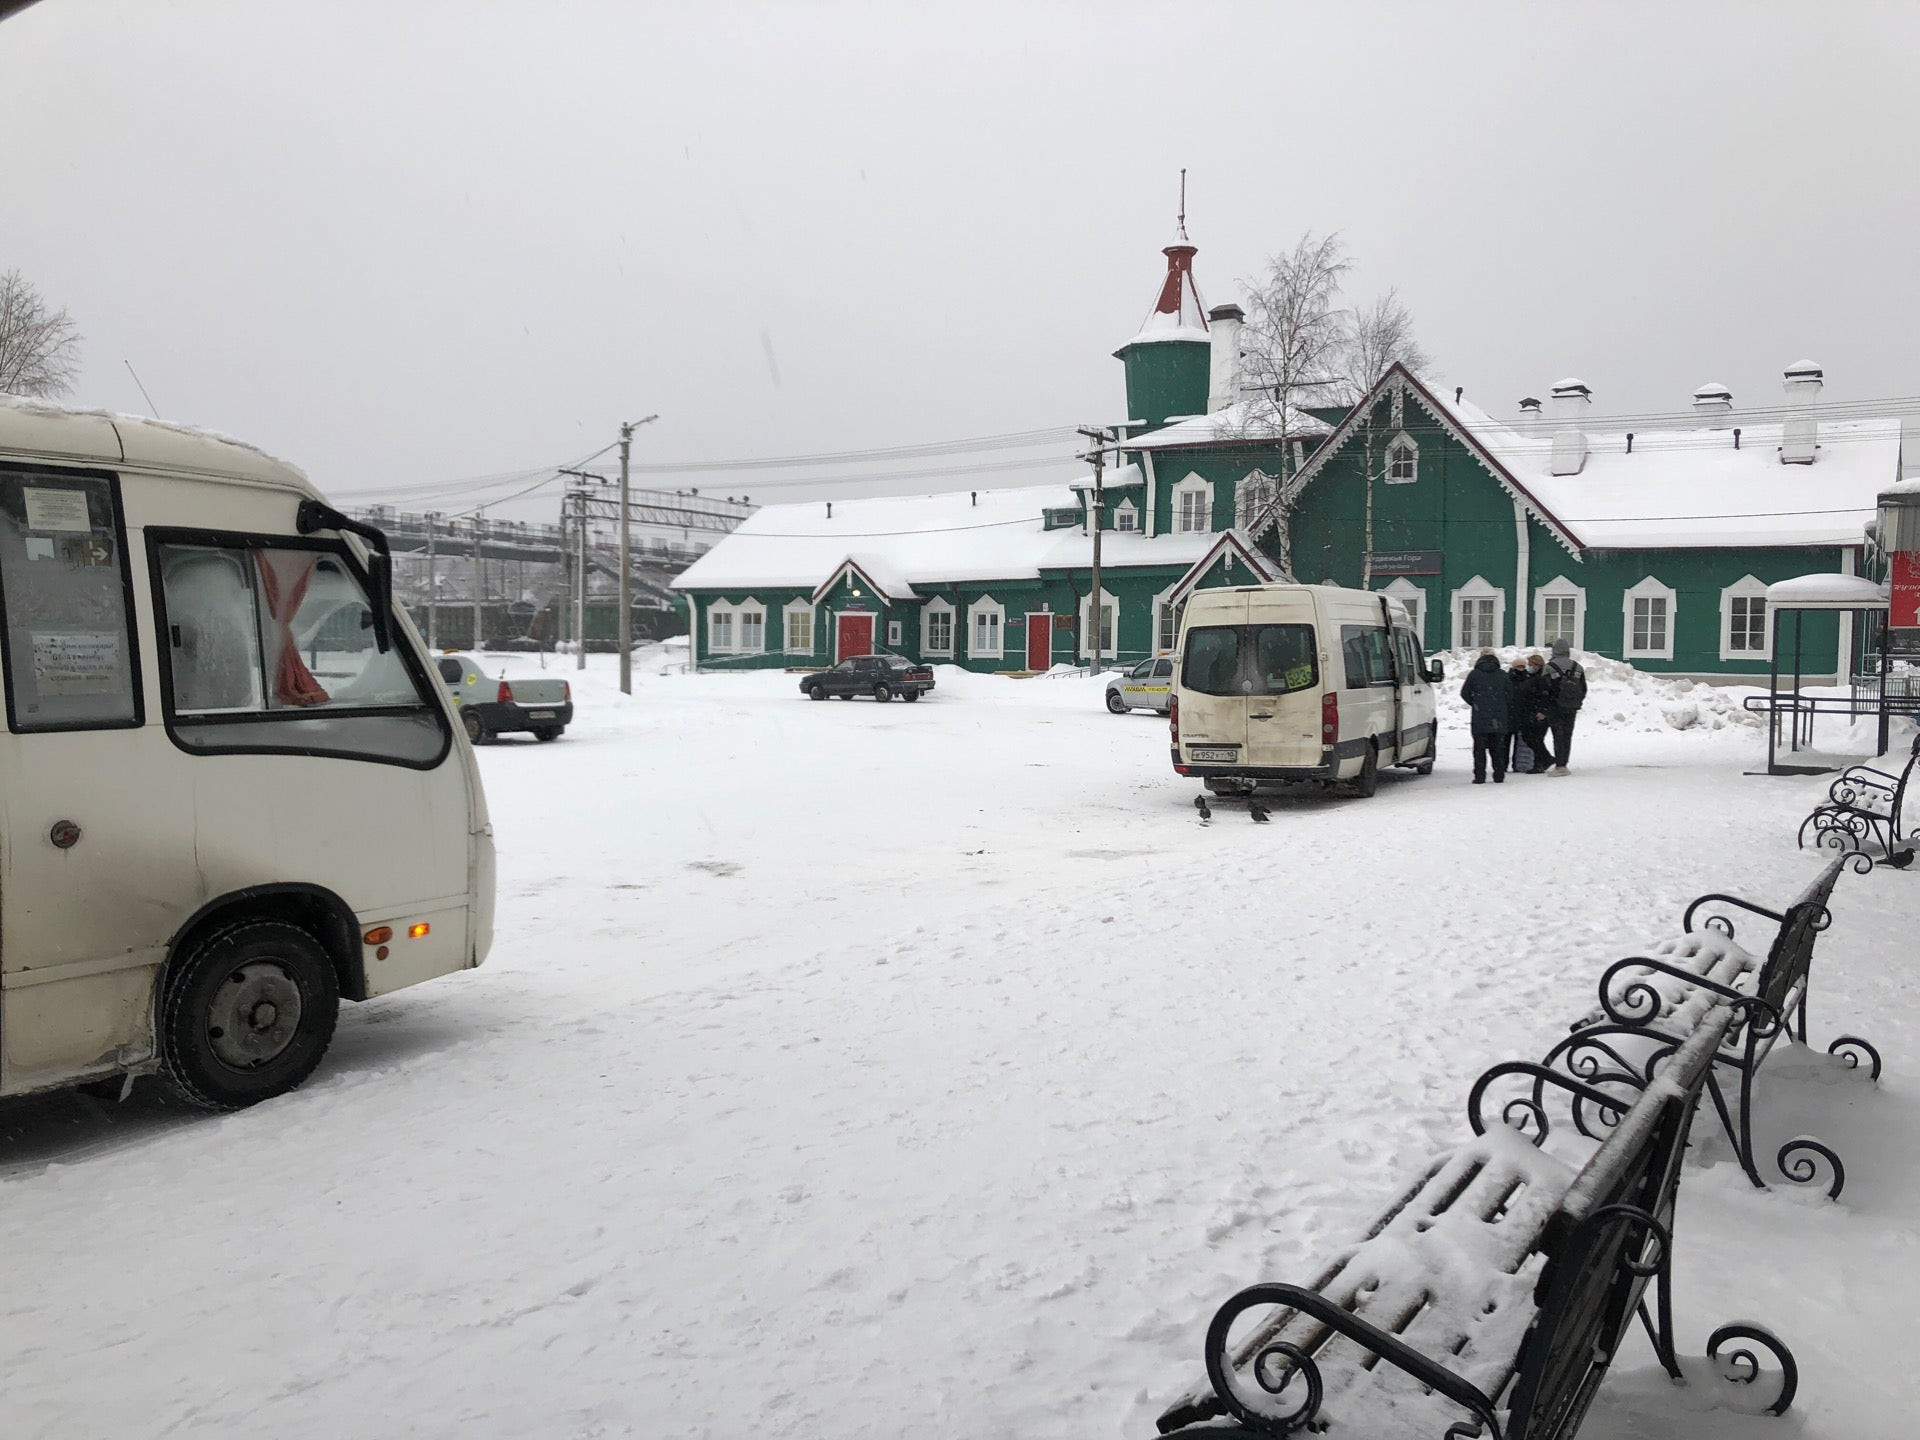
[1799,732,1920,866]
[1539,856,1878,1199]
[1156,1007,1797,1439]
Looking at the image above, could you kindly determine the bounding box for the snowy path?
[2,658,1915,1438]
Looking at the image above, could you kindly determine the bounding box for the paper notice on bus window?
[23,487,93,533]
[31,631,121,696]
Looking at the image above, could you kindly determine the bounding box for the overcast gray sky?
[5,0,1918,520]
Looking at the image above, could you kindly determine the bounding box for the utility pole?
[1078,426,1108,674]
[617,415,660,695]
[575,488,588,672]
[424,511,440,650]
[471,509,485,652]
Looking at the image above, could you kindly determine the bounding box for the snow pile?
[1431,648,1763,734]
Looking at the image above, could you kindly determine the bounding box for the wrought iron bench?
[1536,856,1877,1199]
[1155,1008,1795,1439]
[1798,731,1920,865]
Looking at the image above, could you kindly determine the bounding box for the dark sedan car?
[799,654,935,702]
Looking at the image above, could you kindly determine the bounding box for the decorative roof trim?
[1163,528,1286,609]
[1248,365,1586,559]
[809,557,913,607]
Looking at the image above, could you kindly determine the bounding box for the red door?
[837,612,874,660]
[1027,610,1052,670]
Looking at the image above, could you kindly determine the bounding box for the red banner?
[1893,551,1920,629]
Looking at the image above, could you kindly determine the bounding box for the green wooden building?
[678,227,1904,682]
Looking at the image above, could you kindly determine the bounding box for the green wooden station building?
[677,227,1903,682]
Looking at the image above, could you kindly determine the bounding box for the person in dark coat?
[1541,638,1588,776]
[1503,655,1538,774]
[1459,647,1512,783]
[1515,653,1553,775]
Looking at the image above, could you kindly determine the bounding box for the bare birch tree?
[1340,289,1431,586]
[1234,232,1350,578]
[0,269,82,398]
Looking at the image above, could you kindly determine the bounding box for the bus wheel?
[160,920,341,1111]
[1350,743,1380,799]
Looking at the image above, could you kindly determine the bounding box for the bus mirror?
[1426,658,1444,684]
[297,499,395,653]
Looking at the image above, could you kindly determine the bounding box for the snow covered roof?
[1426,388,1903,549]
[1121,228,1209,348]
[1069,462,1145,490]
[1764,573,1889,609]
[671,483,1216,593]
[1124,398,1335,452]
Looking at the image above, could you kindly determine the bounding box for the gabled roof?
[1258,365,1583,555]
[810,556,917,605]
[1164,528,1286,608]
[1257,363,1902,554]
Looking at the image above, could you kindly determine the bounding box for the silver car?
[1105,656,1175,714]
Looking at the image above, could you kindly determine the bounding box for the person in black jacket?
[1503,654,1538,774]
[1514,653,1553,775]
[1459,647,1512,783]
[1541,638,1588,776]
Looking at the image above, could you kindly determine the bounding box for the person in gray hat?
[1540,639,1588,775]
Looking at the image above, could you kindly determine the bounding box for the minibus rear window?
[0,470,140,732]
[1181,624,1318,697]
[1181,626,1242,695]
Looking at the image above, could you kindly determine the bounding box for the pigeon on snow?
[1193,794,1212,824]
[1249,802,1270,824]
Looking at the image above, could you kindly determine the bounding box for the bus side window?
[0,471,141,731]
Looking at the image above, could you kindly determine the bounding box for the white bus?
[0,398,494,1109]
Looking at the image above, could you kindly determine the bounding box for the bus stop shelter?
[1756,573,1896,775]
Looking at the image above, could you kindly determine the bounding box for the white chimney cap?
[1785,359,1823,380]
[1550,378,1590,398]
[1693,382,1732,400]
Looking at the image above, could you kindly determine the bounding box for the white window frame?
[922,599,955,656]
[1379,577,1427,647]
[707,602,736,653]
[1113,498,1139,532]
[783,601,814,655]
[1233,470,1279,529]
[1623,575,1678,661]
[1720,574,1772,662]
[967,596,1005,660]
[1151,582,1183,655]
[736,600,766,653]
[1449,574,1506,651]
[1384,432,1419,485]
[1078,586,1120,661]
[1532,576,1586,652]
[887,618,903,648]
[1171,472,1213,534]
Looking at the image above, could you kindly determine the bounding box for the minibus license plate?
[528,710,555,719]
[1189,746,1239,762]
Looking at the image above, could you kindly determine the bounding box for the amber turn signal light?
[364,926,393,945]
[408,922,431,939]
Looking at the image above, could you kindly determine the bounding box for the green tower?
[1113,223,1211,430]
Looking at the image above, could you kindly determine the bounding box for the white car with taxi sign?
[1105,656,1175,714]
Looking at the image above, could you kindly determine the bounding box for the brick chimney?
[1206,303,1244,414]
[1549,379,1591,476]
[1781,360,1822,465]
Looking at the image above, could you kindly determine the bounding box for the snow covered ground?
[3,650,1916,1438]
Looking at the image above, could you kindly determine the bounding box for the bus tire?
[159,919,341,1111]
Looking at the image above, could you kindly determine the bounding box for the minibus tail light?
[1169,694,1179,744]
[1322,691,1339,743]
[497,681,513,704]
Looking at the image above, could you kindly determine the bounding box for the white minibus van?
[0,398,493,1109]
[1170,583,1443,797]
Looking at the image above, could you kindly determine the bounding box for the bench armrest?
[1202,1282,1505,1440]
[1681,892,1782,938]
